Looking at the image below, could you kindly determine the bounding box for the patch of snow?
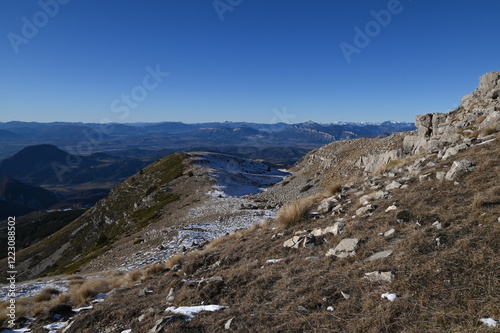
[165,305,228,320]
[480,318,498,327]
[381,293,397,302]
[44,321,68,332]
[266,258,285,264]
[0,280,68,302]
[121,330,132,333]
[192,152,288,197]
[1,329,31,333]
[72,305,93,312]
[327,306,334,311]
[476,138,496,146]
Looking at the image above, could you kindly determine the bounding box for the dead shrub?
[69,278,114,305]
[33,288,60,303]
[321,182,342,197]
[123,269,143,285]
[144,263,168,277]
[275,196,316,228]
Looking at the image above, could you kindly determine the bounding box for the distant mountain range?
[0,121,415,161]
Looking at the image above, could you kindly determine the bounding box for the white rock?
[324,222,344,236]
[445,159,475,181]
[385,181,402,191]
[381,293,397,302]
[383,229,396,237]
[365,250,393,262]
[283,236,303,248]
[365,271,394,283]
[359,191,387,204]
[432,221,442,230]
[225,318,234,329]
[341,291,351,300]
[327,306,335,311]
[356,204,375,216]
[385,205,397,212]
[326,238,359,258]
[436,171,446,180]
[419,174,430,182]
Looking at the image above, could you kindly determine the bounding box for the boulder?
[356,204,375,216]
[385,181,402,191]
[357,149,404,174]
[283,234,316,248]
[326,238,359,258]
[317,195,340,213]
[311,222,344,237]
[445,159,475,181]
[359,191,387,205]
[283,236,303,248]
[436,171,446,180]
[442,143,468,160]
[479,111,500,132]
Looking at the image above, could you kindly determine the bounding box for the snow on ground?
[266,258,285,263]
[44,321,68,332]
[480,318,498,327]
[191,152,288,197]
[381,293,397,302]
[165,305,228,320]
[0,280,68,302]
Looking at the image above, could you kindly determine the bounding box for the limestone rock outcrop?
[404,71,500,155]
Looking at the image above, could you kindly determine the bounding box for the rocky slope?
[1,72,498,332]
[1,152,287,281]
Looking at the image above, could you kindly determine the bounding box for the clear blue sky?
[0,0,499,124]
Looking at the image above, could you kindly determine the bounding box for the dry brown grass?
[480,125,498,136]
[275,185,342,228]
[68,278,116,305]
[275,196,317,228]
[32,288,60,303]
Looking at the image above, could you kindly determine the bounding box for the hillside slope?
[2,152,286,281]
[1,72,498,332]
[0,175,59,218]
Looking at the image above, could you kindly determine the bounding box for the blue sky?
[0,0,499,124]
